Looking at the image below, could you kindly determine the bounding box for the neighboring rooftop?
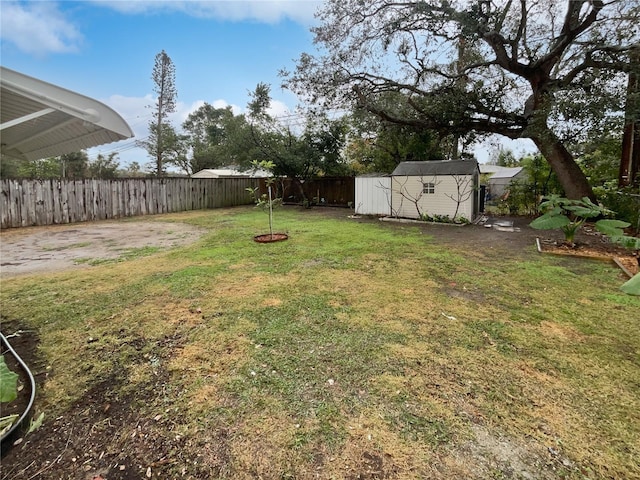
[479,165,524,178]
[191,167,270,178]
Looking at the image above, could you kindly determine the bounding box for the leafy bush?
[594,183,640,234]
[530,195,639,249]
[488,154,563,215]
[0,355,19,436]
[420,213,469,225]
[498,180,540,215]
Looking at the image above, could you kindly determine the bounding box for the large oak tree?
[284,0,639,199]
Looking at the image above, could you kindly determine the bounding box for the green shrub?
[420,213,469,224]
[594,183,640,234]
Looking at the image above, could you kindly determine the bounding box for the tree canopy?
[180,104,257,175]
[346,109,443,173]
[247,83,351,181]
[284,0,640,199]
[0,151,127,179]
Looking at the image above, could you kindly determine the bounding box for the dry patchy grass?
[1,207,639,480]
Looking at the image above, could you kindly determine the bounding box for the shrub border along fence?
[0,177,260,229]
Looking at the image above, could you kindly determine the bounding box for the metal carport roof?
[0,66,133,161]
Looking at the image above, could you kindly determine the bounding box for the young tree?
[144,50,177,176]
[284,0,639,200]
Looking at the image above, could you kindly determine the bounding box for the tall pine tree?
[147,50,177,176]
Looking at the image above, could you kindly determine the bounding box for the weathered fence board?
[0,178,259,229]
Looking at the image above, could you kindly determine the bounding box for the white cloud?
[211,99,243,115]
[91,0,321,24]
[104,94,155,139]
[0,1,319,57]
[0,1,83,56]
[267,99,291,118]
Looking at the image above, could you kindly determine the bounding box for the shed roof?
[479,164,507,174]
[392,160,479,176]
[487,167,524,179]
[1,66,134,161]
[356,172,391,178]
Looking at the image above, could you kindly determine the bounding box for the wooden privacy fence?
[279,176,355,206]
[0,177,259,229]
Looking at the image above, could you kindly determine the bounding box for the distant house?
[391,160,480,221]
[191,166,270,179]
[479,165,526,199]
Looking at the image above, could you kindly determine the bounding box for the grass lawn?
[1,206,639,480]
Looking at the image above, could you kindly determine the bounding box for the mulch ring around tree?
[254,233,289,243]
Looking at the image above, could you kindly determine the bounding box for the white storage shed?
[355,175,392,216]
[391,160,480,221]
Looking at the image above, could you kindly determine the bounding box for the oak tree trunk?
[531,128,595,200]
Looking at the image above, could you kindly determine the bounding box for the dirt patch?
[254,233,289,243]
[537,237,639,276]
[0,327,202,480]
[1,370,187,480]
[0,221,206,279]
[342,212,544,253]
[452,424,563,480]
[341,209,638,275]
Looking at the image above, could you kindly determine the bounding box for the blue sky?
[1,0,322,169]
[1,0,533,169]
